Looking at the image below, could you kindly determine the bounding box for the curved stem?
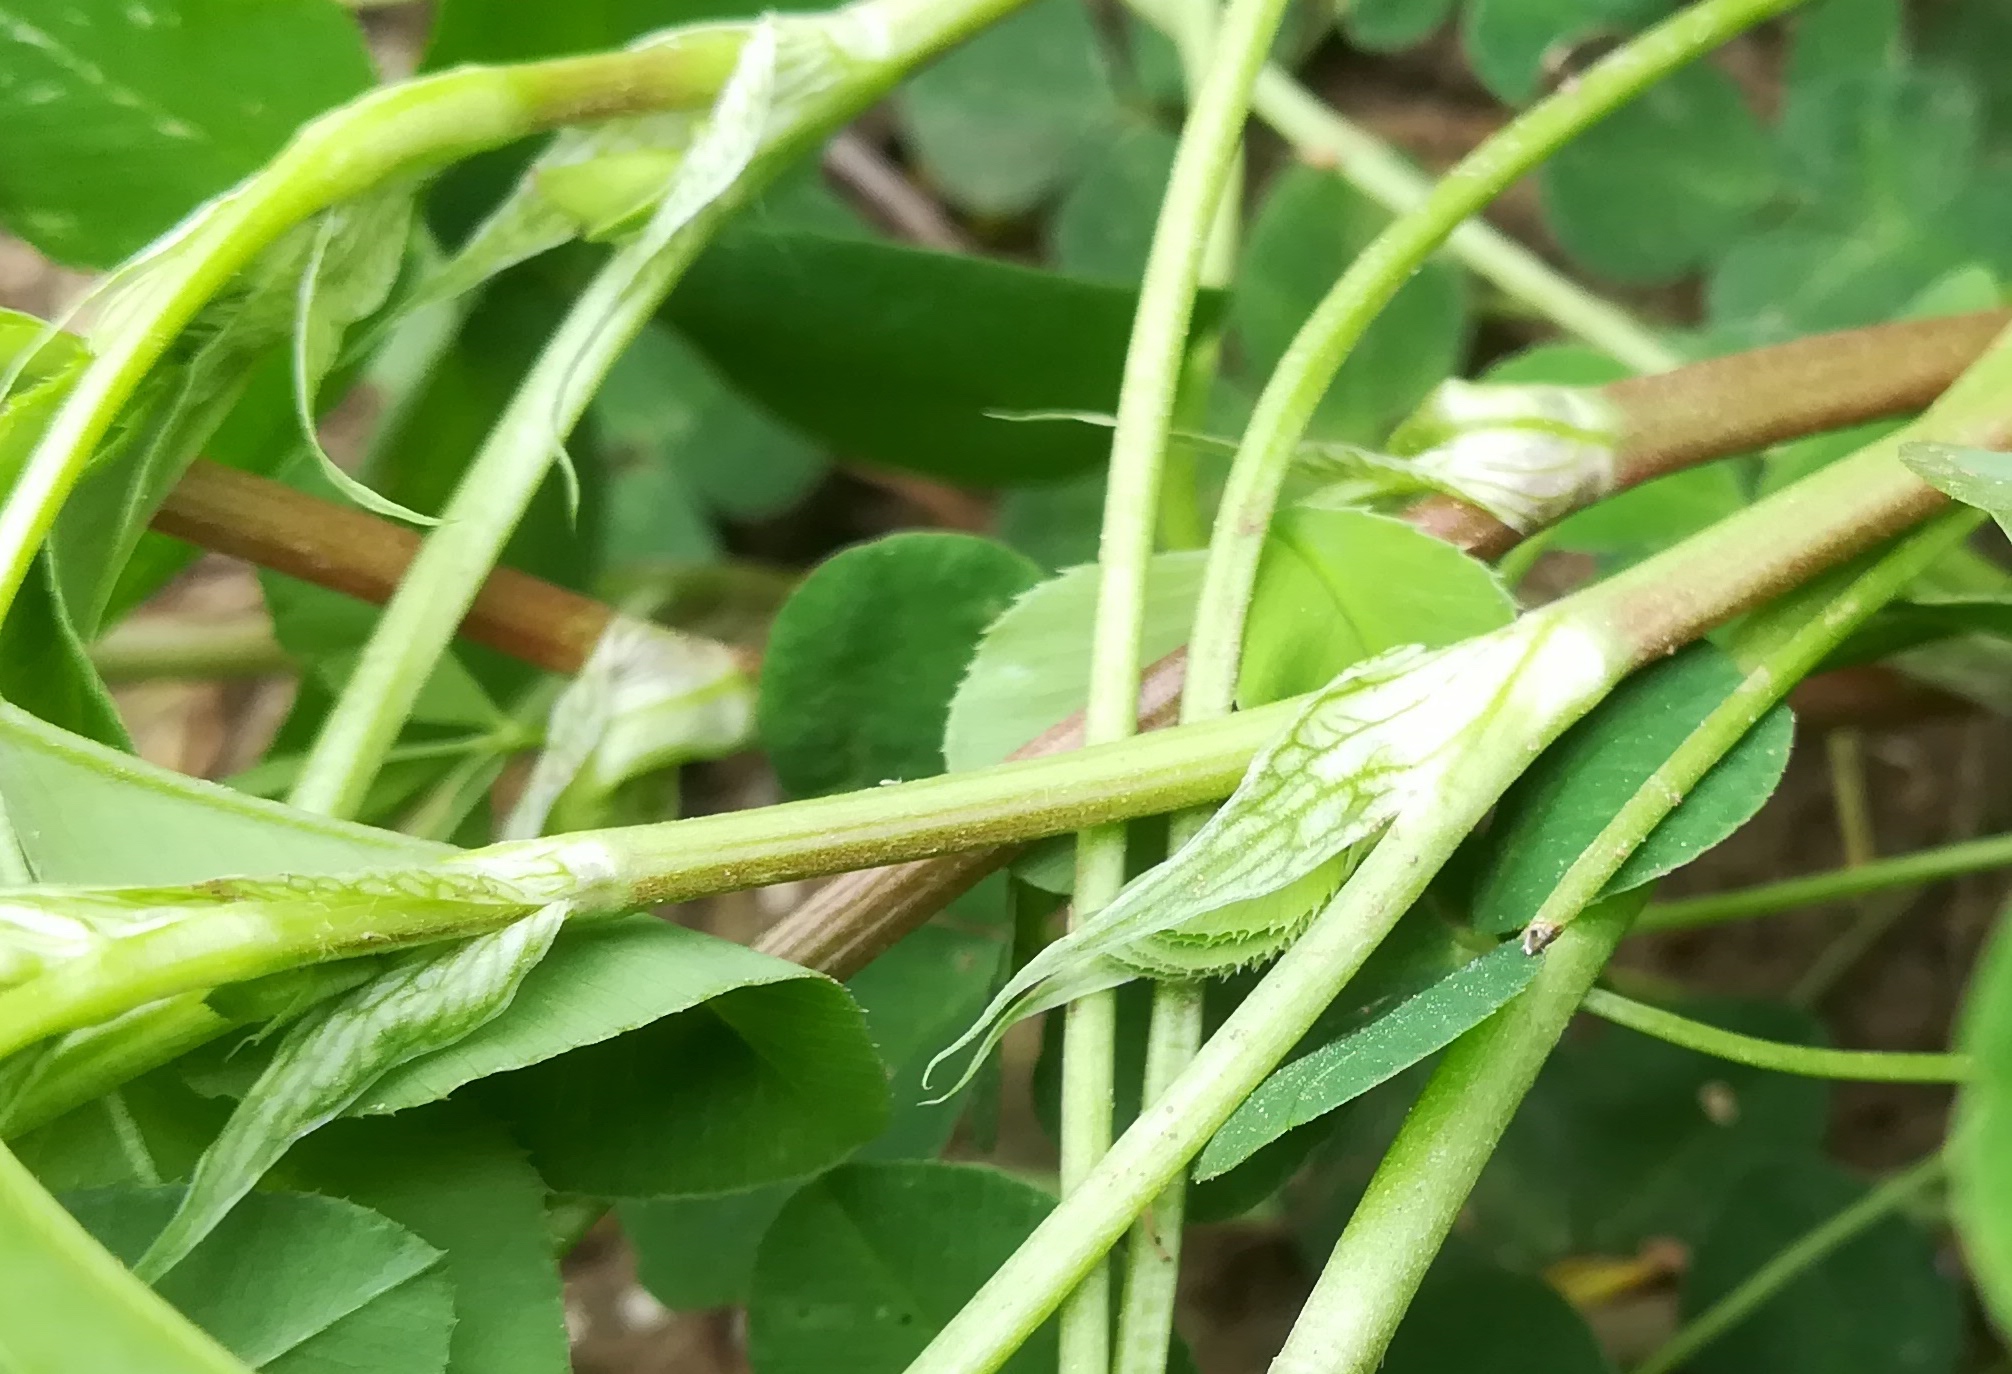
[1581,990,1969,1083]
[0,31,749,622]
[1182,0,1803,721]
[1631,1153,1947,1374]
[1642,830,2012,931]
[1267,894,1643,1374]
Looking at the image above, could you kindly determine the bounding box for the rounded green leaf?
[65,1187,453,1373]
[1471,643,1795,934]
[1343,0,1459,53]
[1540,63,1775,284]
[943,549,1205,774]
[1235,166,1468,444]
[1382,1242,1613,1373]
[1459,0,1669,105]
[1237,505,1515,708]
[897,0,1117,217]
[748,1161,1058,1374]
[1048,123,1177,282]
[1683,1161,1961,1374]
[1955,906,2012,1338]
[761,532,1043,796]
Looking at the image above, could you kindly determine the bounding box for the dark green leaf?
[0,701,432,886]
[0,0,373,267]
[1784,0,1901,107]
[282,1104,567,1374]
[1540,63,1774,284]
[1235,166,1467,444]
[761,532,1042,796]
[65,1187,452,1372]
[997,470,1107,570]
[1343,0,1459,53]
[1955,902,2012,1338]
[1469,997,1829,1266]
[1459,0,1669,105]
[1196,943,1539,1179]
[1237,504,1514,707]
[747,1161,1058,1374]
[1779,68,1978,220]
[1382,1241,1614,1373]
[1047,122,1176,282]
[1821,593,2012,671]
[1682,1161,1961,1374]
[670,230,1200,482]
[1471,644,1794,934]
[896,0,1118,217]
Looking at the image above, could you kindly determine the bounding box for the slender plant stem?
[1642,830,2012,931]
[0,1138,251,1373]
[1520,510,1982,953]
[1112,979,1205,1374]
[89,615,293,683]
[1581,990,1970,1082]
[286,226,716,818]
[1061,0,1285,1359]
[0,30,751,624]
[1632,1153,1948,1374]
[1269,496,1990,1374]
[1267,894,1643,1374]
[1183,0,1802,716]
[1123,0,1677,371]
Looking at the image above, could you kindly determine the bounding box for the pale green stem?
[1581,990,1970,1083]
[1267,894,1642,1374]
[1062,0,1283,1359]
[1790,730,1895,1005]
[1632,1153,1947,1374]
[0,1138,251,1373]
[1111,978,1205,1374]
[1268,507,1981,1374]
[1121,0,1679,372]
[0,31,750,622]
[1642,830,2012,931]
[1181,0,1795,725]
[90,616,293,683]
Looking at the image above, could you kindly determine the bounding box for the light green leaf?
[1196,942,1541,1179]
[1955,901,2012,1338]
[68,1186,452,1373]
[760,532,1043,797]
[944,549,1205,774]
[1239,506,1515,708]
[897,0,1118,217]
[1682,1161,1961,1374]
[748,1161,1060,1374]
[1047,122,1177,282]
[1235,165,1468,444]
[0,0,374,268]
[1901,441,2012,540]
[669,230,1201,482]
[1539,62,1775,284]
[138,905,568,1279]
[282,1103,568,1374]
[1471,644,1794,934]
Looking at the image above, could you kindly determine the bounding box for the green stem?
[1642,830,2012,931]
[0,700,1295,1059]
[1632,1153,1947,1374]
[1267,894,1642,1374]
[0,30,751,623]
[1124,0,1678,372]
[1519,510,1981,953]
[1581,990,1970,1083]
[0,1138,251,1373]
[1111,979,1205,1374]
[1182,0,1795,722]
[1062,0,1281,1359]
[90,616,292,683]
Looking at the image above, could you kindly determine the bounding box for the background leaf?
[747,1161,1059,1374]
[896,0,1118,217]
[1047,122,1177,282]
[1471,644,1795,934]
[669,231,1202,482]
[1381,1241,1614,1373]
[66,1186,453,1373]
[1459,0,1670,105]
[1680,1161,1961,1374]
[1954,900,2012,1338]
[0,0,374,266]
[760,532,1042,797]
[1234,166,1468,443]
